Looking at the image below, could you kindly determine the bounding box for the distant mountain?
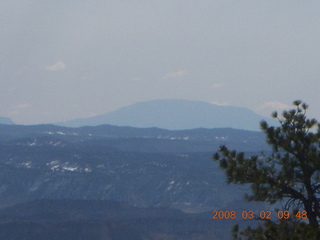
[0,117,14,125]
[58,99,275,131]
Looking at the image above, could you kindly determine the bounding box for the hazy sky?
[1,1,320,125]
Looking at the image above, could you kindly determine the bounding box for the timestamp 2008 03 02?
[212,210,308,220]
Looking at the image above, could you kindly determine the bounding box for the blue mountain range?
[58,99,276,131]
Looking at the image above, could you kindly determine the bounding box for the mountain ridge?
[0,117,14,125]
[57,99,275,131]
[0,123,269,152]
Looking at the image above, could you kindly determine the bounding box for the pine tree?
[213,100,320,238]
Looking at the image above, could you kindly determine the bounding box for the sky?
[1,0,320,125]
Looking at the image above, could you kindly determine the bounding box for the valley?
[0,124,271,239]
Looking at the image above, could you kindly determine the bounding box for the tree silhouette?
[213,100,320,238]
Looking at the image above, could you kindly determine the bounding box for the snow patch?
[62,166,79,172]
